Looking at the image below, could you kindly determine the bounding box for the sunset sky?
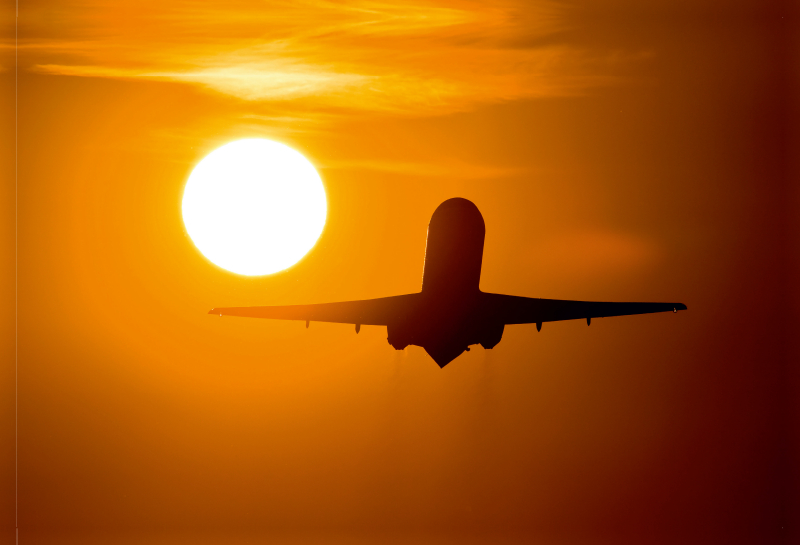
[3,1,799,544]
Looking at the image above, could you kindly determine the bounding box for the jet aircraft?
[210,198,686,367]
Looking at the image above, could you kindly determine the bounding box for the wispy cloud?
[34,60,373,101]
[18,1,625,115]
[319,157,522,179]
[526,231,663,277]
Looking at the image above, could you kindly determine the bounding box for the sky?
[3,1,800,544]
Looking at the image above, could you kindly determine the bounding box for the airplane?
[209,198,687,367]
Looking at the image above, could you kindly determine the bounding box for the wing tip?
[676,303,687,311]
[208,308,219,315]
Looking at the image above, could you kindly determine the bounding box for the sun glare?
[182,139,327,275]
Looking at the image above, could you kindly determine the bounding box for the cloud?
[527,231,662,276]
[319,157,522,179]
[34,60,373,101]
[19,1,625,115]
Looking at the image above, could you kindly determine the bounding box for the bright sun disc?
[182,139,327,275]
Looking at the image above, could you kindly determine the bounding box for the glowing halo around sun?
[182,139,327,276]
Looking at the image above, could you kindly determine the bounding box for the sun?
[182,139,327,276]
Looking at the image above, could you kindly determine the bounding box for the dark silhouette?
[210,198,686,367]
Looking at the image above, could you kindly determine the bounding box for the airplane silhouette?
[210,198,686,367]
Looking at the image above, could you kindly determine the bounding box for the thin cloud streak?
[527,231,663,277]
[319,158,523,179]
[33,61,373,101]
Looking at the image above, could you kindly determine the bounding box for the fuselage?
[387,198,503,366]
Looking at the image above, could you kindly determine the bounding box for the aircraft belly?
[386,299,505,366]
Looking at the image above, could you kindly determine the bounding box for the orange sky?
[3,1,800,544]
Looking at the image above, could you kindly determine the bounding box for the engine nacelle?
[479,323,505,349]
[387,323,412,350]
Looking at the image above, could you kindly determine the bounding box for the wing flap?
[482,293,686,325]
[209,293,420,326]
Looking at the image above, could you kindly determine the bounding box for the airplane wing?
[481,293,687,325]
[209,293,420,326]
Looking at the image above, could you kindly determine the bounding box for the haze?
[2,1,798,544]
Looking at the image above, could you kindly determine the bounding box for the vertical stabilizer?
[421,198,485,295]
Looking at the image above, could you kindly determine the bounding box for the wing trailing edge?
[209,293,421,326]
[480,293,686,325]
